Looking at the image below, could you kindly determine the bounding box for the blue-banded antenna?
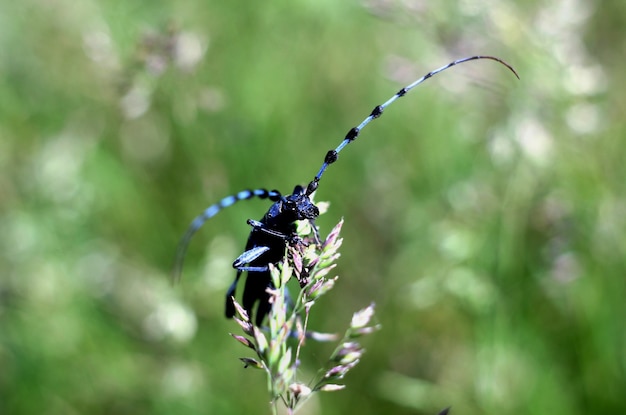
[305,55,519,195]
[173,188,282,282]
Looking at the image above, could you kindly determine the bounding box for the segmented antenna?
[173,188,282,281]
[305,55,519,195]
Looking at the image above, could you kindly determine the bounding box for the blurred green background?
[1,0,624,414]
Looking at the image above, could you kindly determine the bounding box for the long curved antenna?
[305,55,519,195]
[173,188,282,282]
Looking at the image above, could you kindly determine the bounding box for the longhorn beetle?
[174,55,518,326]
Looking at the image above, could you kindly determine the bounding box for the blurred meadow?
[1,0,625,414]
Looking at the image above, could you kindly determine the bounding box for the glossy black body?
[225,185,319,325]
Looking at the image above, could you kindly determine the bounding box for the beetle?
[174,55,518,325]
